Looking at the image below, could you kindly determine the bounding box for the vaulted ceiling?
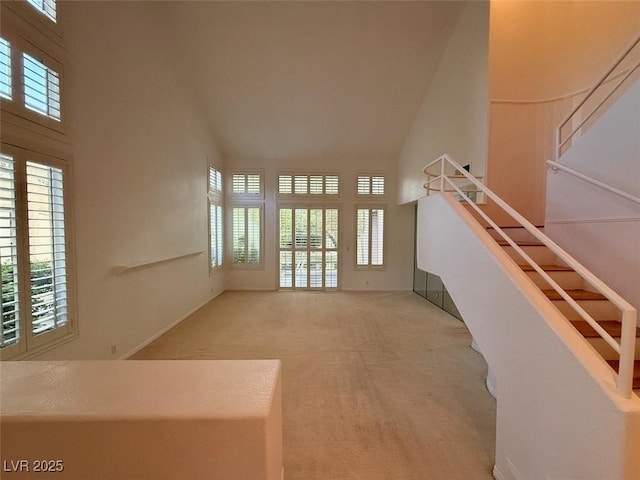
[151,1,465,163]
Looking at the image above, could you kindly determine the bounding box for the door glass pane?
[325,251,337,288]
[309,209,323,249]
[325,209,338,249]
[279,208,292,249]
[280,251,292,288]
[295,251,307,288]
[310,251,323,287]
[295,209,307,248]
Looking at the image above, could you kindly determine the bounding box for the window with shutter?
[27,161,67,336]
[356,208,384,267]
[0,147,74,359]
[356,175,385,197]
[232,206,261,267]
[0,38,12,101]
[208,166,224,271]
[230,172,263,198]
[23,53,61,122]
[26,0,57,23]
[0,154,19,348]
[277,173,340,197]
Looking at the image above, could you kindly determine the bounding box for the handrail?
[556,34,640,159]
[423,154,638,398]
[114,250,204,276]
[547,160,640,205]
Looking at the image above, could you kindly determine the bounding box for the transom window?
[0,38,12,101]
[23,52,61,121]
[278,174,339,196]
[232,173,262,196]
[26,0,57,23]
[357,175,385,196]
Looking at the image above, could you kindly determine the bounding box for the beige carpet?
[133,291,496,480]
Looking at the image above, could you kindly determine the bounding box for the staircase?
[490,226,640,394]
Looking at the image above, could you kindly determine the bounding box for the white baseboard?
[119,291,221,359]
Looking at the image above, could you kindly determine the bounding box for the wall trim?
[546,217,640,226]
[119,291,223,359]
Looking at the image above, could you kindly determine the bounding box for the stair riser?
[551,300,619,321]
[525,271,583,290]
[585,337,640,361]
[501,245,557,265]
[487,227,544,243]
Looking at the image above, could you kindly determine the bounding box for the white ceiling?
[152,1,465,163]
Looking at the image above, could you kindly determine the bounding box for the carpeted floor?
[133,290,496,480]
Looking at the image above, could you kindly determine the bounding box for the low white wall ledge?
[0,360,283,480]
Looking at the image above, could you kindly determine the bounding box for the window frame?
[0,11,67,137]
[0,141,77,360]
[3,1,65,44]
[230,204,264,270]
[354,204,386,269]
[207,164,224,273]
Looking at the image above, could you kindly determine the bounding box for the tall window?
[355,173,385,268]
[229,171,263,268]
[356,208,384,267]
[208,166,223,270]
[1,146,73,358]
[232,206,261,266]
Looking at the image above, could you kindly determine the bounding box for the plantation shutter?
[23,53,61,121]
[0,154,19,347]
[26,161,67,336]
[0,38,11,101]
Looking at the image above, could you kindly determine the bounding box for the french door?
[278,207,338,290]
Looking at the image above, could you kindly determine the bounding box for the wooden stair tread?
[520,264,574,272]
[605,360,640,390]
[543,289,608,301]
[570,320,630,338]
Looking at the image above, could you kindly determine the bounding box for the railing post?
[439,157,445,192]
[617,310,637,398]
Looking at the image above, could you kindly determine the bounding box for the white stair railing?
[423,154,638,399]
[556,34,640,159]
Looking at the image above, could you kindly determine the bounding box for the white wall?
[225,157,414,292]
[417,193,640,480]
[397,1,489,205]
[487,0,640,225]
[546,80,640,310]
[31,2,225,360]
